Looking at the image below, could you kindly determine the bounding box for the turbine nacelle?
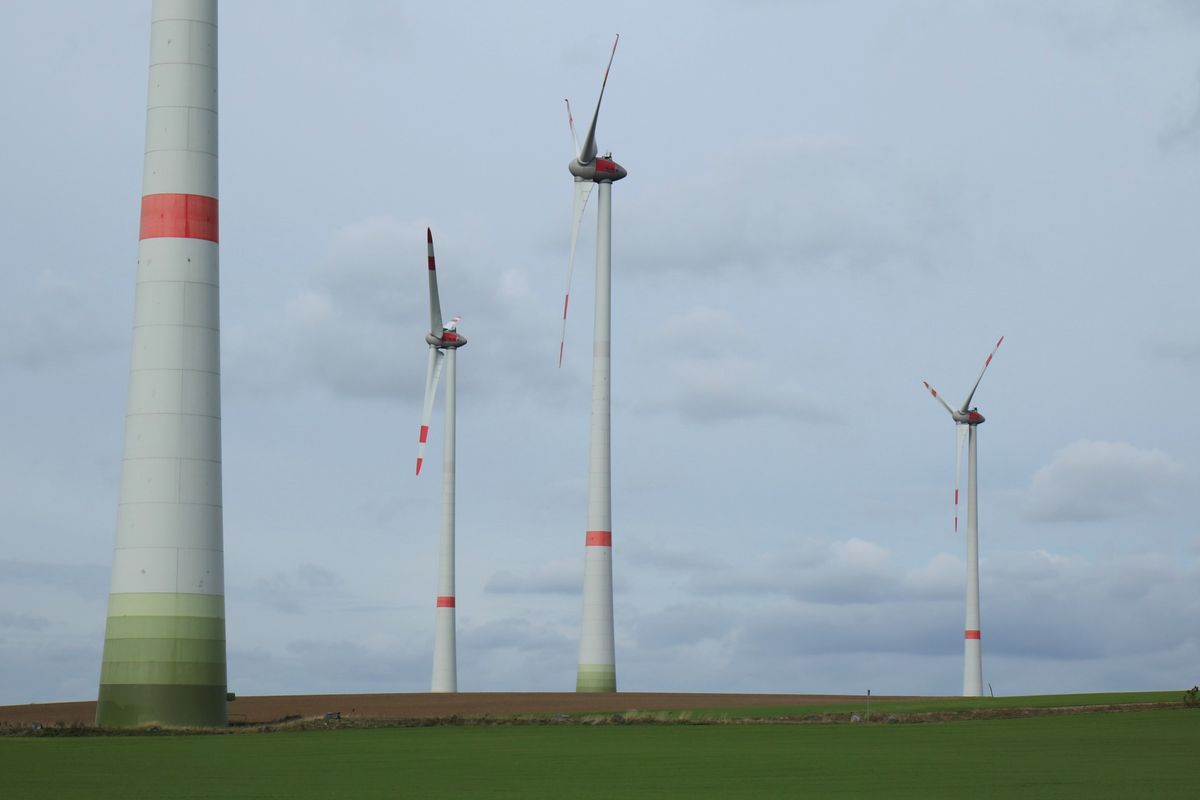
[426,329,467,349]
[953,408,985,426]
[569,157,627,183]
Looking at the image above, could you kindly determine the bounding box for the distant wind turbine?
[416,228,467,693]
[560,35,627,693]
[923,335,1003,697]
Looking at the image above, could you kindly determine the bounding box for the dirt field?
[0,692,904,727]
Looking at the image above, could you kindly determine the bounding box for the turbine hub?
[569,156,627,183]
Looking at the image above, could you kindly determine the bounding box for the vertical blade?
[954,423,967,532]
[427,228,443,338]
[417,348,446,475]
[960,335,1004,413]
[577,34,619,166]
[559,179,594,367]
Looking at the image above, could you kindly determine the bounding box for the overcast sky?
[2,0,1199,705]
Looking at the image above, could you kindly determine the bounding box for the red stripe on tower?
[139,193,219,242]
[436,596,456,608]
[965,630,981,639]
[586,530,612,547]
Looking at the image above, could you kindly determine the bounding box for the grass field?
[669,690,1185,720]
[2,705,1197,798]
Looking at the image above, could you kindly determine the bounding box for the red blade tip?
[426,227,433,243]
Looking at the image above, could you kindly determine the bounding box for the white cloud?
[485,559,581,595]
[1024,440,1187,523]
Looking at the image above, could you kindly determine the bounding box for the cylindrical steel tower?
[963,425,984,697]
[431,347,458,692]
[97,0,226,728]
[577,181,617,692]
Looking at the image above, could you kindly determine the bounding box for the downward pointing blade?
[960,335,1004,413]
[427,228,443,339]
[416,347,446,475]
[954,423,967,532]
[923,381,955,417]
[577,34,619,166]
[559,179,594,366]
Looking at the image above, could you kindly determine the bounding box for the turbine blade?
[923,381,956,417]
[416,348,446,475]
[954,423,967,533]
[960,335,1004,413]
[577,33,619,166]
[427,228,443,338]
[565,98,580,155]
[559,179,594,367]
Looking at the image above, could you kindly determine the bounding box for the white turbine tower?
[923,335,1003,697]
[560,35,627,693]
[415,228,466,693]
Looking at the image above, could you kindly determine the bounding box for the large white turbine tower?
[97,0,226,728]
[415,228,467,693]
[560,35,627,693]
[923,335,1003,697]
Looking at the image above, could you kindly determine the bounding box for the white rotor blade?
[960,335,1004,413]
[954,423,966,533]
[923,381,955,418]
[577,34,619,166]
[427,228,443,339]
[416,347,446,475]
[565,98,580,156]
[559,179,594,367]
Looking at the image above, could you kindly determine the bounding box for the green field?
[670,690,1184,720]
[3,705,1197,798]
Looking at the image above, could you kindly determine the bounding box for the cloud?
[1023,440,1187,522]
[224,214,575,405]
[0,611,51,632]
[0,271,124,370]
[689,538,961,605]
[1159,65,1200,152]
[622,138,963,279]
[637,306,839,424]
[0,560,109,599]
[238,563,347,615]
[485,559,580,595]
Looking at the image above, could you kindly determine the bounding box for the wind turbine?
[923,335,1003,697]
[560,35,627,693]
[416,228,467,693]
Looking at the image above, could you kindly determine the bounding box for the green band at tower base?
[576,664,617,692]
[96,684,227,728]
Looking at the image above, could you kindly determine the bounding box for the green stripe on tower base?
[576,664,617,692]
[96,684,227,728]
[97,592,227,728]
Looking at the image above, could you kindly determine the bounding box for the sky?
[2,0,1199,704]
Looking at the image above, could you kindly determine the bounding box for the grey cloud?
[238,563,347,615]
[0,271,124,370]
[984,549,1199,661]
[0,560,109,599]
[484,559,580,596]
[622,138,962,279]
[224,214,577,405]
[638,306,839,424]
[689,539,961,605]
[1023,440,1187,523]
[0,611,52,631]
